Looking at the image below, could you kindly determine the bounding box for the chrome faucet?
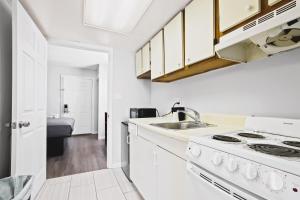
[178,108,201,123]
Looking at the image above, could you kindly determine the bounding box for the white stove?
[186,117,300,200]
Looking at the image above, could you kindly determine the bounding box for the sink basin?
[150,122,215,130]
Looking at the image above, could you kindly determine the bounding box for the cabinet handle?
[127,135,130,144]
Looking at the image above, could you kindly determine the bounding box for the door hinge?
[5,122,17,129]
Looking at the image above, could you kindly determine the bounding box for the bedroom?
[46,44,109,178]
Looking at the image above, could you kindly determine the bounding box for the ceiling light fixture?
[83,0,153,34]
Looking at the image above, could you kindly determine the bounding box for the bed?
[47,117,75,157]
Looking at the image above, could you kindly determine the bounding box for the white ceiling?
[48,44,109,69]
[20,0,190,50]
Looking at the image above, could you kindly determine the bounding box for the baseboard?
[109,162,122,169]
[98,135,105,140]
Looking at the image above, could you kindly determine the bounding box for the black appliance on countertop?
[130,108,157,118]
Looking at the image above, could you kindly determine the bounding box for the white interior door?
[11,0,47,198]
[61,75,94,135]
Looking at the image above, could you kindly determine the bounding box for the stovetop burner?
[237,132,265,139]
[283,141,300,148]
[212,135,241,143]
[248,144,300,157]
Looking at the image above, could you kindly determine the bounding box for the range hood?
[216,1,300,63]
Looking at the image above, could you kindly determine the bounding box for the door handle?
[126,135,130,144]
[19,121,30,128]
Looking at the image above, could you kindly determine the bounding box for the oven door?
[186,162,262,200]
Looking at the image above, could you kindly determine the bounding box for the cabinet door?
[156,147,186,200]
[151,30,164,79]
[135,50,143,76]
[219,0,261,32]
[130,133,156,200]
[164,12,184,74]
[185,0,215,66]
[268,0,282,6]
[142,43,151,73]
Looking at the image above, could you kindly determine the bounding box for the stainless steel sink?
[150,121,215,130]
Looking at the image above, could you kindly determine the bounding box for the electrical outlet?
[174,97,182,105]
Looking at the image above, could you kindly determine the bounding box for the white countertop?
[129,114,245,142]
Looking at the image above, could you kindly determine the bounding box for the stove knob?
[227,158,238,172]
[191,146,201,158]
[245,164,258,180]
[267,172,284,191]
[212,153,223,166]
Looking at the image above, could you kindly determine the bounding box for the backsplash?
[151,48,300,119]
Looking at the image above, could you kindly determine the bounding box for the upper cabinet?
[219,0,261,32]
[164,12,184,74]
[185,0,215,66]
[136,44,151,79]
[268,0,282,6]
[135,50,143,77]
[151,30,165,80]
[142,43,151,73]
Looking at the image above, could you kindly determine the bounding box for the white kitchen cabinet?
[142,43,151,73]
[156,146,186,200]
[129,127,156,200]
[268,0,282,6]
[164,12,184,74]
[219,0,261,32]
[130,124,188,200]
[185,0,215,66]
[151,30,164,79]
[135,50,143,76]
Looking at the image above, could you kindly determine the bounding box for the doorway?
[46,43,110,178]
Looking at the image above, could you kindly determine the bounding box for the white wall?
[110,48,151,166]
[47,64,99,132]
[98,65,108,139]
[151,48,300,119]
[0,0,12,178]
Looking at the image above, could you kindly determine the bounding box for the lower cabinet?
[130,127,186,200]
[130,133,156,200]
[156,147,186,200]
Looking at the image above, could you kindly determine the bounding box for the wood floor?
[47,134,107,179]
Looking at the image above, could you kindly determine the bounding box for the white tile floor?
[36,168,143,200]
